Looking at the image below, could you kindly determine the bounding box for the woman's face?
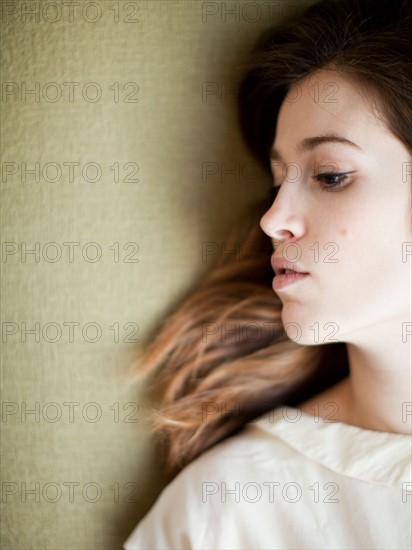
[260,69,411,346]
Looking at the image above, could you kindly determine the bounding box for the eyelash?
[271,171,354,196]
[314,171,354,192]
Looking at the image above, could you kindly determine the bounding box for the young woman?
[124,0,412,547]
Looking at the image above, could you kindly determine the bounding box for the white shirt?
[124,406,412,549]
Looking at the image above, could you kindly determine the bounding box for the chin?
[281,309,343,347]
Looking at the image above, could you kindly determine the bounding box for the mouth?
[271,256,309,277]
[270,256,310,290]
[276,267,309,276]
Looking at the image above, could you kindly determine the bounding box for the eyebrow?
[269,134,363,162]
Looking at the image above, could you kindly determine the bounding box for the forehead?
[274,69,383,154]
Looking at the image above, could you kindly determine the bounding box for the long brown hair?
[134,0,412,480]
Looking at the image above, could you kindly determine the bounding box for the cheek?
[330,200,382,260]
[320,212,353,261]
[332,209,406,298]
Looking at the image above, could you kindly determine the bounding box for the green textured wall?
[0,1,296,547]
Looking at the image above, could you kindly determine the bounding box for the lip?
[271,255,309,277]
[272,272,309,290]
[271,255,310,291]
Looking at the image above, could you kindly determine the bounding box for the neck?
[343,318,411,434]
[298,316,412,435]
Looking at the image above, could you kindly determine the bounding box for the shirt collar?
[254,406,412,489]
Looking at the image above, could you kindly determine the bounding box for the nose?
[260,184,306,243]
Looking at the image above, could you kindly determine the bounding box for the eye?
[313,171,355,192]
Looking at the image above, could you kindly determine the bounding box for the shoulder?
[123,410,302,549]
[124,407,412,549]
[124,423,286,550]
